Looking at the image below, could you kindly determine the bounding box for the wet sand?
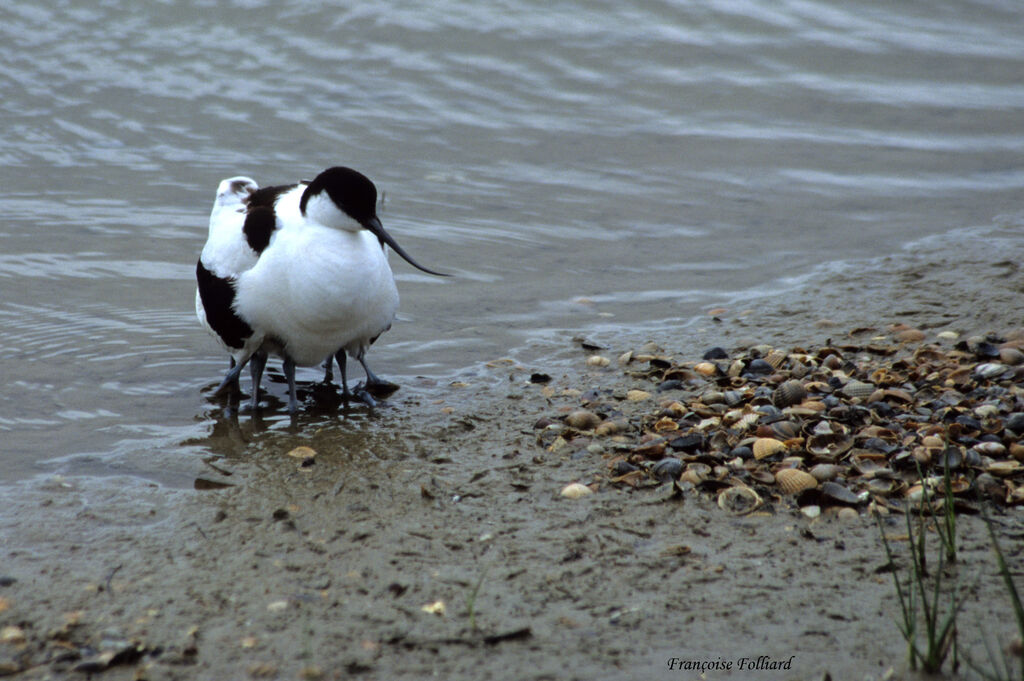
[2,238,1023,681]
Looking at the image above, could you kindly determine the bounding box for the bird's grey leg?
[283,356,299,414]
[333,349,351,400]
[225,357,241,408]
[214,356,249,397]
[357,355,399,393]
[246,351,267,413]
[344,350,379,407]
[322,355,334,384]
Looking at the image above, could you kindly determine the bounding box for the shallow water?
[1,0,1023,487]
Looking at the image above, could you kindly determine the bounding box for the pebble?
[0,626,25,645]
[837,507,860,522]
[895,328,926,342]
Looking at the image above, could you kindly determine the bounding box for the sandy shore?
[2,224,1023,681]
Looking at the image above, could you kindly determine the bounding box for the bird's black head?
[299,166,450,277]
[299,166,377,224]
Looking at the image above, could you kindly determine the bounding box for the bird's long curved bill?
[365,217,449,277]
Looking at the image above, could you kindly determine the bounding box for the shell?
[770,420,801,439]
[1009,443,1024,461]
[717,486,761,515]
[973,441,1007,457]
[999,347,1024,365]
[974,362,1007,379]
[806,433,853,458]
[560,483,594,499]
[680,463,712,485]
[595,419,627,436]
[819,481,864,506]
[809,463,845,482]
[842,380,876,399]
[822,354,843,370]
[775,468,818,495]
[895,328,926,342]
[565,410,601,430]
[772,380,807,409]
[764,349,787,369]
[752,437,787,460]
[987,460,1023,476]
[651,457,683,481]
[286,446,317,460]
[723,389,746,406]
[694,361,718,377]
[701,390,725,405]
[586,355,611,367]
[653,416,680,432]
[733,412,759,431]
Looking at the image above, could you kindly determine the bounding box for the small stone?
[837,507,860,522]
[300,666,326,680]
[801,505,821,519]
[0,626,25,645]
[625,390,651,401]
[266,600,289,613]
[895,328,926,342]
[248,662,279,678]
[586,355,610,367]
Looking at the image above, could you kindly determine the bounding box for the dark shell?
[652,457,684,481]
[819,481,863,506]
[744,359,774,376]
[1004,412,1024,434]
[703,346,729,360]
[668,432,704,453]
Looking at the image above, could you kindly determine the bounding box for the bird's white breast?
[233,224,399,367]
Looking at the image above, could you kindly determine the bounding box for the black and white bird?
[206,166,446,413]
[195,175,267,408]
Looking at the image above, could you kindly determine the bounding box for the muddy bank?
[2,227,1024,681]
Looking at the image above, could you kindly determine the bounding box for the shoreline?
[2,226,1024,680]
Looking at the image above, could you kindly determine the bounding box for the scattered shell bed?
[537,325,1024,517]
